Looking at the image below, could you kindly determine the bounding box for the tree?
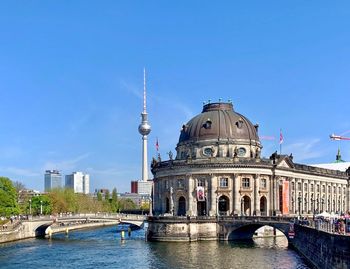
[13,181,26,193]
[30,195,52,215]
[119,198,136,211]
[97,191,102,201]
[0,177,20,217]
[111,188,119,212]
[105,190,110,201]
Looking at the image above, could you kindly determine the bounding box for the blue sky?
[0,1,349,193]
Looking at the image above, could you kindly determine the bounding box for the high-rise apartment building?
[44,170,62,192]
[65,172,90,194]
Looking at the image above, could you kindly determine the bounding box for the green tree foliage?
[119,198,136,211]
[110,188,119,212]
[0,177,20,217]
[97,191,102,201]
[105,190,110,201]
[30,195,52,215]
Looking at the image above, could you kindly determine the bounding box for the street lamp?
[29,199,32,215]
[40,200,43,215]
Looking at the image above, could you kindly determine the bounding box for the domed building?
[151,101,349,218]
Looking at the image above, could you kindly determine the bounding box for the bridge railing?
[148,215,295,223]
[299,218,350,235]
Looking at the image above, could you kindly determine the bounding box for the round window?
[203,147,213,156]
[237,147,246,156]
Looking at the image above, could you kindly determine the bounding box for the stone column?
[187,175,194,216]
[209,174,216,216]
[254,174,260,216]
[233,174,240,215]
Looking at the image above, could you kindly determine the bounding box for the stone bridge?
[147,215,295,242]
[22,213,146,238]
[216,216,294,241]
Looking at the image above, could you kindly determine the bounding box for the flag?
[197,186,205,201]
[279,129,284,145]
[156,138,159,151]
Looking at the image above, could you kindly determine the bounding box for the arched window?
[177,196,186,216]
[165,197,170,213]
[218,195,229,215]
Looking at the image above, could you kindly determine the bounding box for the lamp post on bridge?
[29,199,32,215]
[40,200,43,215]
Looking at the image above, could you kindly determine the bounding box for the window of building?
[304,183,308,191]
[178,179,184,189]
[344,188,347,195]
[328,185,331,193]
[291,182,295,191]
[322,185,325,193]
[317,185,320,193]
[220,178,228,188]
[311,184,314,192]
[260,178,267,189]
[298,182,301,191]
[242,178,250,189]
[165,180,169,189]
[197,179,205,187]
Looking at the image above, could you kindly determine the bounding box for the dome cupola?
[176,101,262,160]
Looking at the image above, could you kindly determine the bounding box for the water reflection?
[0,227,310,269]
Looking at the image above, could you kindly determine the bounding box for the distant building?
[94,188,110,200]
[44,170,62,192]
[137,180,153,195]
[131,180,138,193]
[65,172,90,194]
[120,192,150,207]
[311,149,350,172]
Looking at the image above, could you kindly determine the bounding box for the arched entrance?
[197,200,207,216]
[260,196,267,216]
[241,195,251,216]
[177,196,186,216]
[218,195,229,216]
[165,197,170,213]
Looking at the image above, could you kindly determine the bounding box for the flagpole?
[279,129,283,155]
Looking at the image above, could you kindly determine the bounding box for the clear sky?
[0,1,349,193]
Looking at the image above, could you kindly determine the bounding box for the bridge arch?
[224,222,291,242]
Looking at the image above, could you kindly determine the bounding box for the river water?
[0,226,311,269]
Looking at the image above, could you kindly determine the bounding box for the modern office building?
[65,172,90,194]
[44,170,62,192]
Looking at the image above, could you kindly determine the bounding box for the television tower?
[138,69,151,182]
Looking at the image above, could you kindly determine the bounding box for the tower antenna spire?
[138,68,151,182]
[143,68,147,113]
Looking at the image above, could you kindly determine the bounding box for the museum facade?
[151,102,350,217]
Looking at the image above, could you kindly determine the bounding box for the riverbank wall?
[291,224,350,269]
[0,221,119,244]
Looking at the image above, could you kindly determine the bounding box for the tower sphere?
[138,121,151,136]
